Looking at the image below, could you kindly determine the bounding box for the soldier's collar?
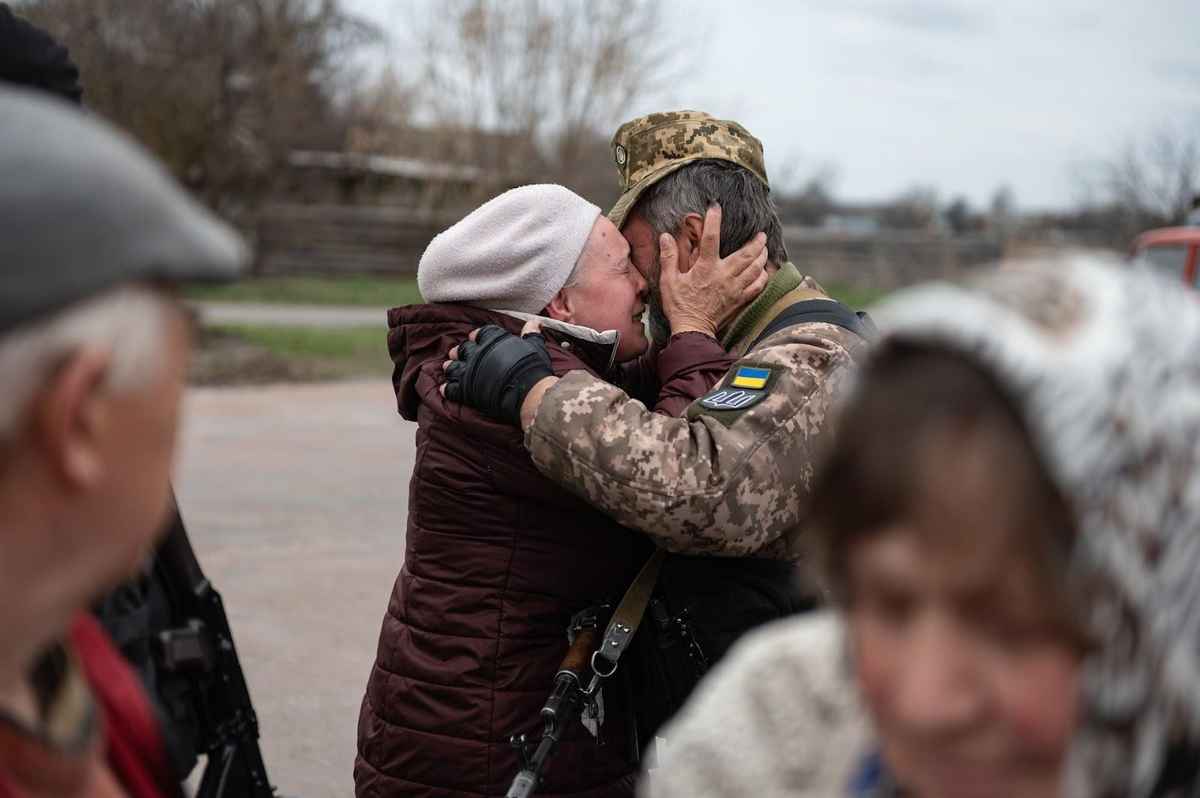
[720,261,804,350]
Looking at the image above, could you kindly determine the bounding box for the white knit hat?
[417,184,601,314]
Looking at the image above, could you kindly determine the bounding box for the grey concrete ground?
[193,301,385,328]
[175,379,413,797]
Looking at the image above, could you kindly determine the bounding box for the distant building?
[820,213,882,235]
[281,149,512,211]
[256,122,536,276]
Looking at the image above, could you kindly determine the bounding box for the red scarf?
[0,615,179,798]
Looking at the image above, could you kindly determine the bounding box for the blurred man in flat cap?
[0,85,244,796]
[445,111,876,739]
[0,9,278,792]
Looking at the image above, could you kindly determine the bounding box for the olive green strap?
[591,549,666,677]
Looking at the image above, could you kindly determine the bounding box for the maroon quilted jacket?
[355,303,731,798]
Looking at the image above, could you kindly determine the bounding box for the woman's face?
[552,216,649,362]
[845,426,1082,798]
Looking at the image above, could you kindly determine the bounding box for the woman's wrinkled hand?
[659,205,769,338]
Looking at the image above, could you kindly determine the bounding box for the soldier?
[0,85,244,795]
[443,111,874,737]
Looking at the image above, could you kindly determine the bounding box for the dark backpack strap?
[749,299,877,351]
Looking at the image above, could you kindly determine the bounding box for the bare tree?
[775,164,839,227]
[987,184,1016,243]
[943,196,972,236]
[14,0,382,216]
[343,65,420,154]
[1077,118,1200,240]
[394,0,684,206]
[1108,125,1198,222]
[880,185,941,232]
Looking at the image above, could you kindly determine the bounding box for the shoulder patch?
[699,386,767,411]
[690,360,780,425]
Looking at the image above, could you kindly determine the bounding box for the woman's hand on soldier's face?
[659,205,769,339]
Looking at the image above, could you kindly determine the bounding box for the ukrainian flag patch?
[731,366,771,390]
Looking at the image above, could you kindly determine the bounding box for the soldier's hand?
[440,325,555,427]
[660,205,769,338]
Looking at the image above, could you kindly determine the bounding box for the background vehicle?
[1131,227,1200,288]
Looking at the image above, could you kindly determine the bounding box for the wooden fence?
[255,204,1005,289]
[255,204,456,276]
[785,227,1004,290]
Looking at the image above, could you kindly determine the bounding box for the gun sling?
[748,298,877,351]
[591,549,666,677]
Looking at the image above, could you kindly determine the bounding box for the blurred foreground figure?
[644,255,1200,798]
[0,86,244,796]
[0,8,275,794]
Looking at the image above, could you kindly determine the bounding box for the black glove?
[444,325,554,426]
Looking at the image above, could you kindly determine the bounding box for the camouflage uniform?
[524,111,871,558]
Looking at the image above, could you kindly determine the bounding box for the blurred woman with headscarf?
[642,254,1200,798]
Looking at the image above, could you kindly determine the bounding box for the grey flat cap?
[0,85,247,333]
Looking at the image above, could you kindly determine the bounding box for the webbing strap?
[727,284,827,354]
[748,299,877,352]
[591,549,665,677]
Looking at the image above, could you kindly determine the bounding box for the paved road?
[193,301,386,328]
[176,379,412,797]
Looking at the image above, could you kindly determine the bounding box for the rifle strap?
[591,549,665,677]
[748,299,877,352]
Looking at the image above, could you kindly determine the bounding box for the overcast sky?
[345,0,1198,211]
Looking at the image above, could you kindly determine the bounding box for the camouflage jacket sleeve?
[524,324,863,557]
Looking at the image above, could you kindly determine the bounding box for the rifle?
[506,616,603,798]
[506,550,666,798]
[153,501,276,798]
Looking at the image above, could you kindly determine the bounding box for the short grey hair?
[563,248,587,290]
[632,160,788,265]
[0,286,172,441]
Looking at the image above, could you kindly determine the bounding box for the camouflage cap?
[608,110,769,229]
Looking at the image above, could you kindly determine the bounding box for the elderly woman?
[642,255,1200,798]
[355,185,765,798]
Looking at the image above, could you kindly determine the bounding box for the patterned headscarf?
[873,254,1200,797]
